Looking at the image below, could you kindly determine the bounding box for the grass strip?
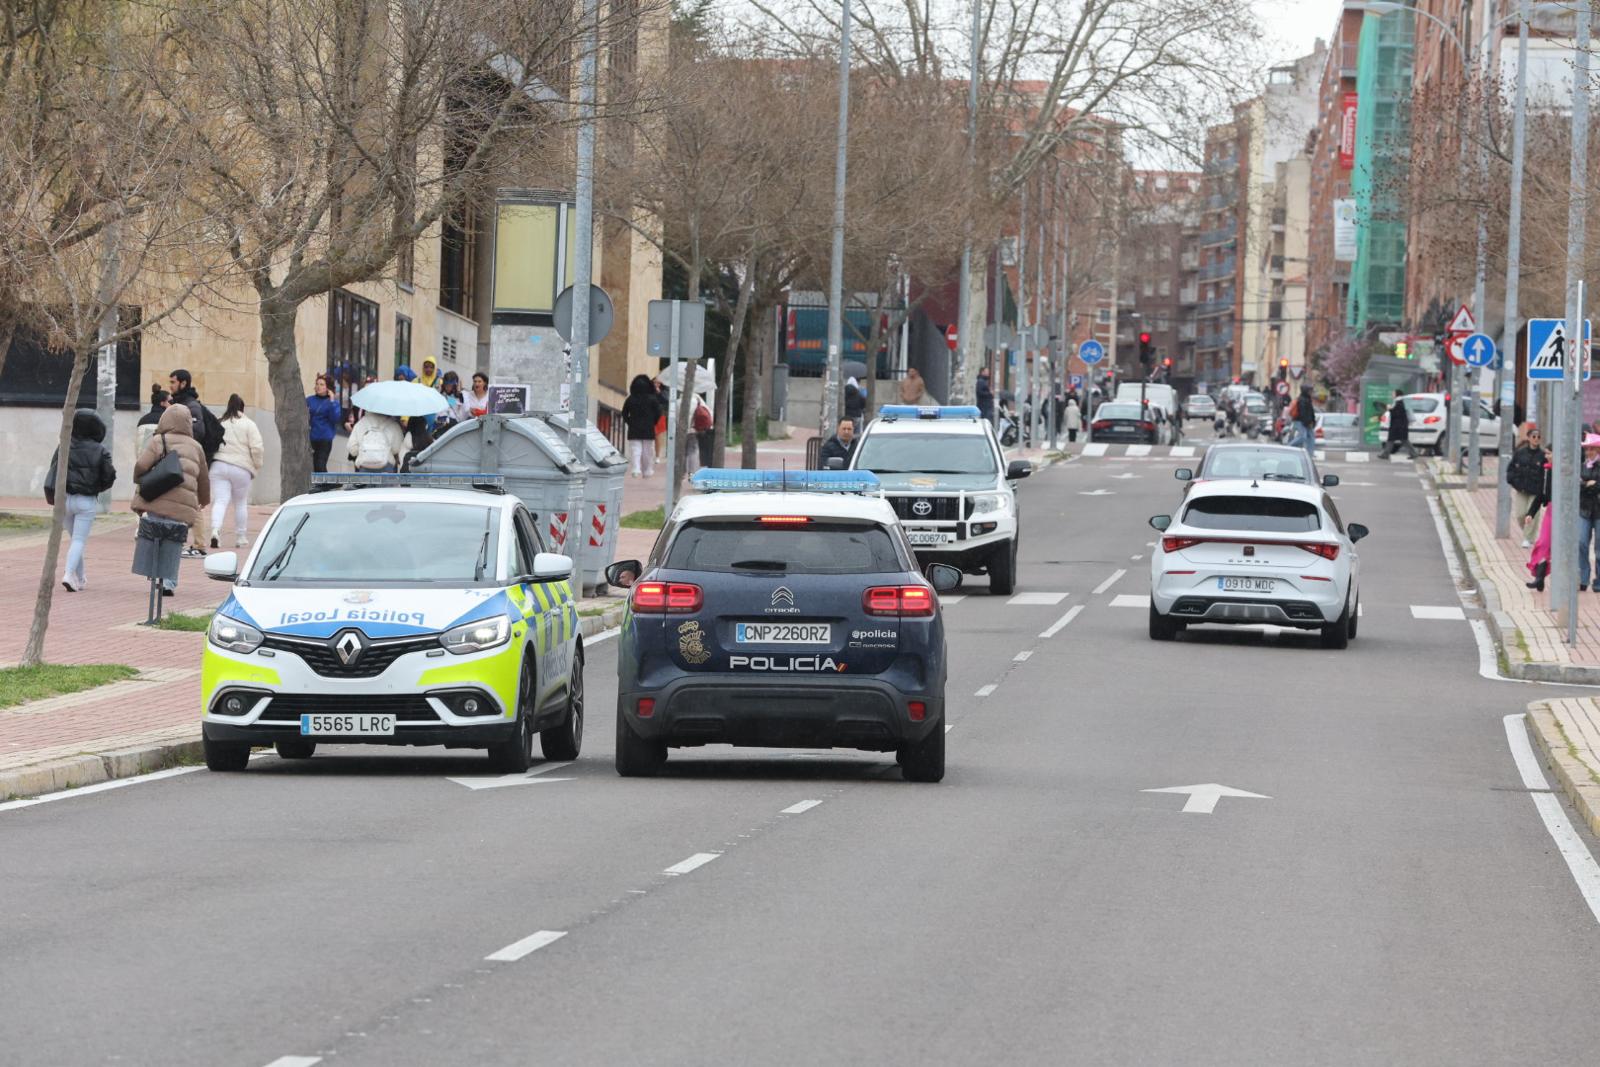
[0,663,140,709]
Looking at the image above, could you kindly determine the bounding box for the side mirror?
[825,456,846,470]
[926,562,963,592]
[533,552,573,581]
[1006,459,1032,480]
[1174,468,1193,481]
[1322,473,1340,487]
[204,551,240,582]
[1149,515,1172,532]
[605,559,642,589]
[1347,523,1369,543]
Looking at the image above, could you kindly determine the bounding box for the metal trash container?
[410,414,587,559]
[545,412,628,593]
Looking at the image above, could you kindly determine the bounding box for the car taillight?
[758,516,810,524]
[1422,415,1441,425]
[1161,535,1203,552]
[632,581,703,613]
[1139,421,1155,432]
[1315,427,1325,439]
[864,585,936,616]
[1092,420,1112,431]
[637,697,656,718]
[1299,542,1340,561]
[908,700,927,722]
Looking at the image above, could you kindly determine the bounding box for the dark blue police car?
[605,469,959,782]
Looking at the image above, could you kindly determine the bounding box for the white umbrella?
[350,380,449,417]
[663,359,715,395]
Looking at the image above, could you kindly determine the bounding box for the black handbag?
[137,432,184,500]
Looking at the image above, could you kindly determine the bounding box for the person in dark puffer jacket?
[45,409,118,592]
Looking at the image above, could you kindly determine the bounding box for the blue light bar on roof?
[878,405,983,420]
[690,468,881,494]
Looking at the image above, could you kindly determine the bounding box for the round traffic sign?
[1461,331,1496,368]
[1275,379,1291,397]
[1078,339,1105,365]
[945,325,959,351]
[553,284,614,347]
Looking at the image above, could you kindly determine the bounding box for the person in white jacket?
[347,410,405,473]
[210,394,266,548]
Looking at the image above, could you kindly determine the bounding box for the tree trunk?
[260,297,313,500]
[742,302,770,469]
[861,282,893,425]
[0,318,16,382]
[22,345,95,667]
[713,265,757,466]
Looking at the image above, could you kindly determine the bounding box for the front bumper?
[620,674,943,752]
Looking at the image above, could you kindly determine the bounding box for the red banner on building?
[1339,92,1358,170]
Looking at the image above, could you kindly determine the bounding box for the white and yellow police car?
[198,474,583,773]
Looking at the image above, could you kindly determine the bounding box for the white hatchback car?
[1147,480,1367,648]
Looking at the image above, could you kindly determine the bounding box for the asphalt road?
[6,427,1600,1066]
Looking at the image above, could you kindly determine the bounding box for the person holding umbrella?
[345,379,449,473]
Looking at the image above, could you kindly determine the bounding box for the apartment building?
[1306,2,1367,362]
[1194,122,1242,383]
[1124,171,1202,387]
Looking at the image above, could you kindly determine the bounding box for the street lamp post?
[822,0,851,437]
[1497,0,1534,539]
[952,0,982,404]
[1557,0,1591,640]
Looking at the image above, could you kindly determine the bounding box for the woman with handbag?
[45,410,118,592]
[132,404,210,596]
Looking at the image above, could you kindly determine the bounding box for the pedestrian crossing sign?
[1527,318,1592,381]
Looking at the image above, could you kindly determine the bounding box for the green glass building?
[1346,7,1415,331]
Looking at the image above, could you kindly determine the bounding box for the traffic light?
[1278,357,1289,379]
[1138,331,1153,364]
[1395,341,1409,360]
[1162,356,1173,382]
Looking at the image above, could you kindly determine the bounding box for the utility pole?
[1496,0,1532,539]
[821,0,851,436]
[568,0,597,449]
[1017,182,1029,449]
[952,0,982,404]
[1555,0,1590,639]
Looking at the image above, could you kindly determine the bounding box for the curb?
[1526,701,1600,839]
[1425,470,1600,686]
[579,600,628,638]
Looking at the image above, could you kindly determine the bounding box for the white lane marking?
[1007,591,1067,606]
[1079,489,1114,496]
[1082,443,1108,456]
[1109,594,1150,608]
[1092,569,1127,595]
[447,762,575,791]
[944,724,953,733]
[781,799,822,815]
[1142,782,1270,814]
[1422,493,1535,685]
[263,1058,323,1067]
[1314,450,1327,460]
[587,626,621,645]
[974,684,997,697]
[940,595,967,605]
[1171,446,1197,457]
[1109,472,1140,480]
[1411,604,1467,620]
[1503,714,1600,924]
[485,930,567,962]
[1127,444,1152,457]
[1040,605,1084,638]
[1346,452,1370,463]
[1013,650,1033,662]
[1131,554,1143,561]
[0,765,204,815]
[663,852,721,876]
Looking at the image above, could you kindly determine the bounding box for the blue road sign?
[1070,374,1084,390]
[1528,318,1593,381]
[1078,339,1105,365]
[1461,332,1496,368]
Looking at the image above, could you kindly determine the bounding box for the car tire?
[1347,594,1359,639]
[615,706,667,777]
[989,539,1017,595]
[540,649,583,761]
[274,739,316,760]
[1148,602,1180,641]
[487,655,537,773]
[899,715,945,783]
[1321,597,1351,649]
[203,737,250,772]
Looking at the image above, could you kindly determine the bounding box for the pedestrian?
[400,417,434,472]
[208,394,264,549]
[1292,384,1316,458]
[817,416,857,468]
[623,374,660,477]
[1580,434,1600,591]
[416,356,441,391]
[653,376,669,461]
[1506,423,1546,548]
[975,366,995,423]
[466,372,491,419]
[167,368,223,463]
[306,374,342,474]
[900,366,937,406]
[44,409,117,592]
[692,393,714,470]
[132,403,210,596]
[137,386,169,453]
[346,409,405,472]
[1379,395,1415,460]
[438,372,466,428]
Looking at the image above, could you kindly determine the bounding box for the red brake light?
[1422,414,1441,425]
[908,700,927,722]
[1162,535,1203,552]
[1315,427,1325,439]
[1300,542,1340,561]
[864,585,936,616]
[1139,421,1155,432]
[637,697,656,718]
[632,581,703,613]
[1092,420,1112,431]
[758,516,810,524]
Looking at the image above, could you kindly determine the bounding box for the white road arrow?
[448,762,574,791]
[1142,783,1270,814]
[1109,473,1140,480]
[1079,489,1115,496]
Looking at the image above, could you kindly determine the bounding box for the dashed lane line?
[663,852,722,876]
[1411,604,1467,620]
[485,930,567,962]
[1013,650,1033,662]
[263,1057,322,1067]
[1109,594,1151,608]
[781,799,822,815]
[1007,591,1067,606]
[1092,569,1127,595]
[974,684,997,698]
[1040,605,1084,638]
[941,595,967,605]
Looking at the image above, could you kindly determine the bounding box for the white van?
[1115,383,1181,443]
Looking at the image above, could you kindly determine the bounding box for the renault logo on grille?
[771,586,795,607]
[912,499,933,516]
[331,629,367,665]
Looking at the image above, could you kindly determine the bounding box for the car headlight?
[970,492,1009,516]
[208,614,264,654]
[441,616,511,655]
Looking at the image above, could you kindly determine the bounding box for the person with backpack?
[168,369,224,462]
[209,394,265,549]
[132,404,210,596]
[45,410,118,592]
[347,410,405,472]
[306,374,342,473]
[1290,384,1316,458]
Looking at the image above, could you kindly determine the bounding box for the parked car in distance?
[1315,412,1362,449]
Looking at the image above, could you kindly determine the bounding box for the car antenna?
[1251,476,1260,488]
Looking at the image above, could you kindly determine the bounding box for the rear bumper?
[619,675,943,751]
[1161,595,1329,628]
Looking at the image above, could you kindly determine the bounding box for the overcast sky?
[1257,0,1348,65]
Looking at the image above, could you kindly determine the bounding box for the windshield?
[249,501,501,583]
[1200,448,1313,483]
[855,433,997,475]
[1095,403,1150,420]
[665,521,902,574]
[1403,397,1440,414]
[1183,495,1322,534]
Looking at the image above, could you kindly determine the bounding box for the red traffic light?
[1139,332,1152,344]
[1162,357,1172,367]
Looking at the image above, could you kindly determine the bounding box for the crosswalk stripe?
[1126,444,1152,457]
[1007,592,1068,606]
[1082,443,1108,456]
[1109,593,1150,608]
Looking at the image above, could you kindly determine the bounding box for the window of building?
[0,309,142,409]
[1160,244,1173,262]
[395,313,413,369]
[328,288,381,412]
[1142,280,1154,297]
[493,200,579,317]
[1097,308,1111,325]
[1159,279,1171,296]
[1155,175,1169,190]
[440,208,478,318]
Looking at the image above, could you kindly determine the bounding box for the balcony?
[1178,323,1198,342]
[1179,285,1199,305]
[1205,154,1239,174]
[1200,257,1236,282]
[1196,299,1234,319]
[1199,220,1237,247]
[1180,251,1199,271]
